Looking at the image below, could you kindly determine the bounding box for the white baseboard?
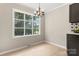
[0,40,44,55]
[46,41,67,50]
[31,40,45,46]
[0,46,28,55]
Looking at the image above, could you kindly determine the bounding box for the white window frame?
[12,9,41,38]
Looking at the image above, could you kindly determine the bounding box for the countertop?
[67,32,79,35]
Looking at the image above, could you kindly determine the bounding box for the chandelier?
[34,3,44,16]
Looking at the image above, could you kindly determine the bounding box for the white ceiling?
[21,3,67,13]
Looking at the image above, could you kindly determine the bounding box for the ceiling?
[20,3,67,13]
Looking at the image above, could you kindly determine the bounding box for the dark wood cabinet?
[67,34,79,56]
[69,3,79,23]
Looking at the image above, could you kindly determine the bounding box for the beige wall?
[45,4,71,48]
[0,3,45,52]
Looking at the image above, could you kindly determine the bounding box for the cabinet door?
[67,34,79,56]
[70,3,79,23]
[75,35,79,55]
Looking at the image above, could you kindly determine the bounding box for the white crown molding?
[46,3,71,15]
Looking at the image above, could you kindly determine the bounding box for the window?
[13,9,40,37]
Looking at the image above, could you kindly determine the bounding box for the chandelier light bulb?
[41,9,44,12]
[34,11,36,14]
[36,8,39,11]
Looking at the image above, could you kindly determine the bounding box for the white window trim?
[12,8,41,38]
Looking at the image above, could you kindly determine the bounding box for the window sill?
[13,34,40,38]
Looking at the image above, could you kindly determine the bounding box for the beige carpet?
[2,43,67,56]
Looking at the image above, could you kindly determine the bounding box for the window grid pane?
[33,29,39,34]
[33,21,39,29]
[15,29,24,36]
[25,14,32,20]
[15,12,24,19]
[25,29,32,35]
[15,20,24,27]
[25,21,32,29]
